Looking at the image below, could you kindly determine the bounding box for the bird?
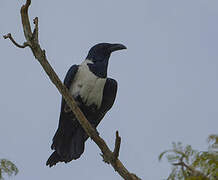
[46,43,126,167]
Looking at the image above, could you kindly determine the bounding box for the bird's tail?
[46,127,86,167]
[46,151,62,167]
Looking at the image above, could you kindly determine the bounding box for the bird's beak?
[109,44,127,52]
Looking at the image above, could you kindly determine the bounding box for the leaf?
[0,159,18,179]
[208,134,218,150]
[159,150,170,161]
[160,137,218,180]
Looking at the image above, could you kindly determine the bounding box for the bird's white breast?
[70,60,106,109]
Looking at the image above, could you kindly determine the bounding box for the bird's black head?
[86,43,127,62]
[86,43,126,78]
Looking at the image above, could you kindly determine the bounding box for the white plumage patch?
[70,60,106,109]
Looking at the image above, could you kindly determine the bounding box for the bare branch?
[100,131,121,166]
[4,1,142,180]
[20,0,32,41]
[3,33,30,48]
[173,161,207,178]
[113,131,121,160]
[32,17,39,43]
[100,153,110,164]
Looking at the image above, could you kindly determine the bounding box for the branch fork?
[173,159,207,178]
[101,131,121,167]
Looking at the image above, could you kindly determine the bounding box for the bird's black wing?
[63,65,79,89]
[101,78,118,113]
[92,78,118,127]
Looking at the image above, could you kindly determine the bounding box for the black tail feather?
[46,151,62,167]
[47,127,86,167]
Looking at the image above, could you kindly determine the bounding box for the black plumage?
[46,43,126,167]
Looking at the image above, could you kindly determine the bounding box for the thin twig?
[111,131,121,171]
[100,131,121,165]
[20,0,32,41]
[173,161,206,177]
[113,131,121,160]
[32,17,39,43]
[173,162,191,171]
[3,33,30,48]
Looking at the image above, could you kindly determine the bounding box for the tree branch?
[32,17,39,44]
[101,131,121,166]
[3,33,30,48]
[173,161,207,178]
[180,157,187,178]
[113,131,121,161]
[4,1,141,180]
[20,0,32,41]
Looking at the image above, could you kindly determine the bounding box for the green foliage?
[159,134,218,180]
[208,134,218,150]
[0,159,18,180]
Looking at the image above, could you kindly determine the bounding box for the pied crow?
[46,43,126,167]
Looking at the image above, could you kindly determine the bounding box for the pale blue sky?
[1,0,218,179]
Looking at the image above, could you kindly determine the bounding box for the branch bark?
[3,33,30,48]
[4,1,141,180]
[113,131,121,162]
